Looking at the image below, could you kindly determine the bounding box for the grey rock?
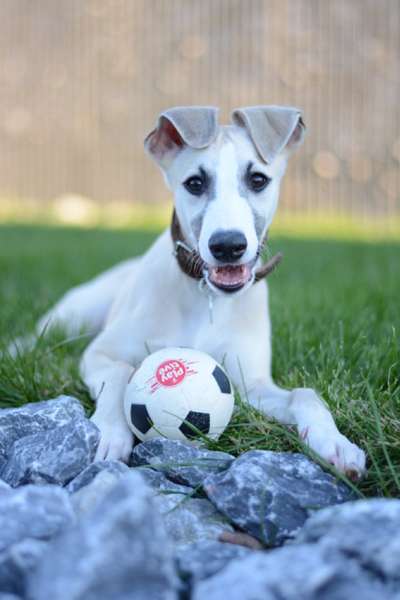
[0,480,10,494]
[176,540,253,584]
[138,467,194,495]
[155,494,233,549]
[0,485,75,553]
[192,544,393,600]
[195,479,400,598]
[0,396,84,464]
[70,464,193,517]
[131,439,234,488]
[66,460,129,493]
[0,539,47,596]
[296,499,400,582]
[71,468,131,516]
[28,471,178,600]
[203,450,353,546]
[1,419,99,487]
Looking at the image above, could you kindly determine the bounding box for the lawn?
[0,223,399,498]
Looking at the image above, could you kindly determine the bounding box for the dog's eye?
[248,172,271,192]
[183,176,205,196]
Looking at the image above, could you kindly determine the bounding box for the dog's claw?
[345,465,362,482]
[304,427,366,480]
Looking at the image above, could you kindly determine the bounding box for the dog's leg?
[79,315,139,462]
[246,382,366,479]
[88,367,134,462]
[217,282,366,479]
[81,354,134,462]
[37,257,140,338]
[220,303,366,480]
[7,258,140,359]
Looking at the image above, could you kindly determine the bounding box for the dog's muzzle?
[171,210,283,293]
[207,262,255,293]
[206,229,252,292]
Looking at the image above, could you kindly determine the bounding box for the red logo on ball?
[156,359,187,387]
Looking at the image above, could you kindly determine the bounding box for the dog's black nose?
[208,230,248,262]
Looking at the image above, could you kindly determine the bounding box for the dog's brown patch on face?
[252,208,266,241]
[171,210,282,284]
[190,210,205,242]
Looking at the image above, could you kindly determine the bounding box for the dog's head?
[145,105,305,294]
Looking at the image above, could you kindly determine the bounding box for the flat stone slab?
[203,450,353,545]
[0,396,84,466]
[131,439,234,488]
[1,419,99,487]
[0,485,75,553]
[27,471,179,600]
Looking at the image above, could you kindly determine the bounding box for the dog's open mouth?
[208,264,253,292]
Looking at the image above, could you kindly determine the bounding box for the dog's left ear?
[231,105,306,164]
[145,106,219,167]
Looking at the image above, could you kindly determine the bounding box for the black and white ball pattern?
[124,348,234,442]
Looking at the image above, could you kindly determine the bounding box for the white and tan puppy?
[36,106,366,478]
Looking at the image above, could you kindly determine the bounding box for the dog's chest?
[135,293,235,360]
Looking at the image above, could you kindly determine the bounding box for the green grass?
[0,223,399,497]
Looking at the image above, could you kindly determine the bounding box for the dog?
[34,105,366,478]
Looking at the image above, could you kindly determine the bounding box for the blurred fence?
[0,0,399,221]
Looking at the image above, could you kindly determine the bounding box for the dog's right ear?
[144,106,219,168]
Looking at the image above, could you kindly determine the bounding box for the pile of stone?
[0,396,399,600]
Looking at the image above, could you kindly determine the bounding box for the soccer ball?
[124,347,234,442]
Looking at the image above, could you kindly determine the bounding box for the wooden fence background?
[0,0,399,220]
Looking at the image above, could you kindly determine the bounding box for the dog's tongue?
[209,264,251,288]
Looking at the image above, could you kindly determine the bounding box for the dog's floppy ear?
[231,105,306,164]
[145,106,219,167]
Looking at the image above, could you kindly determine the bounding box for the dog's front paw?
[301,426,366,481]
[91,413,133,463]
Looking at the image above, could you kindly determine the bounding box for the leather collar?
[170,210,282,284]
